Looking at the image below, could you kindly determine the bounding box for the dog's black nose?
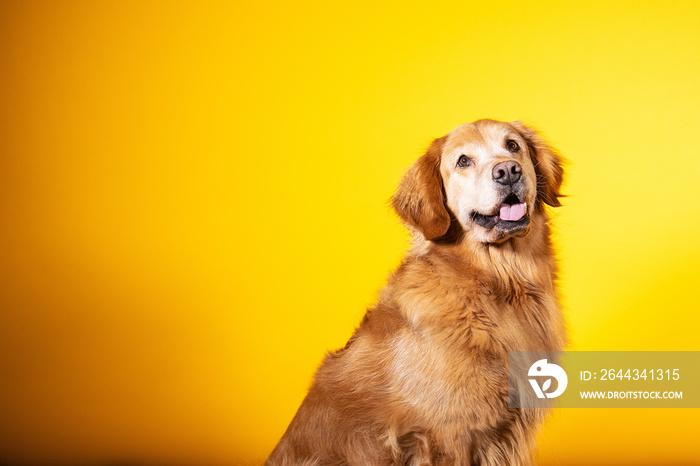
[492,161,522,186]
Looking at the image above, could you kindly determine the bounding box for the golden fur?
[267,119,567,465]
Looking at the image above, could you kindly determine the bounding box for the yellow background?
[1,1,699,464]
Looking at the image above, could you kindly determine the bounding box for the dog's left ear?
[510,121,565,208]
[392,136,450,241]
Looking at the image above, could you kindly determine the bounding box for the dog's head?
[393,119,564,244]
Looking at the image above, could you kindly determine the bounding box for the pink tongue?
[499,203,526,221]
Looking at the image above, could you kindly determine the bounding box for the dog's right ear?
[510,121,565,209]
[392,136,450,241]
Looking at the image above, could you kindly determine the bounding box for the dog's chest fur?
[364,245,561,430]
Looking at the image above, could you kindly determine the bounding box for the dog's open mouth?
[471,193,529,230]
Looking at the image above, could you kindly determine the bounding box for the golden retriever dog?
[267,119,567,465]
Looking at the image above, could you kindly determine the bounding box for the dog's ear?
[392,136,450,241]
[510,121,565,208]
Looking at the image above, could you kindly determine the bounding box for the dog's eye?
[457,155,473,168]
[506,139,520,153]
